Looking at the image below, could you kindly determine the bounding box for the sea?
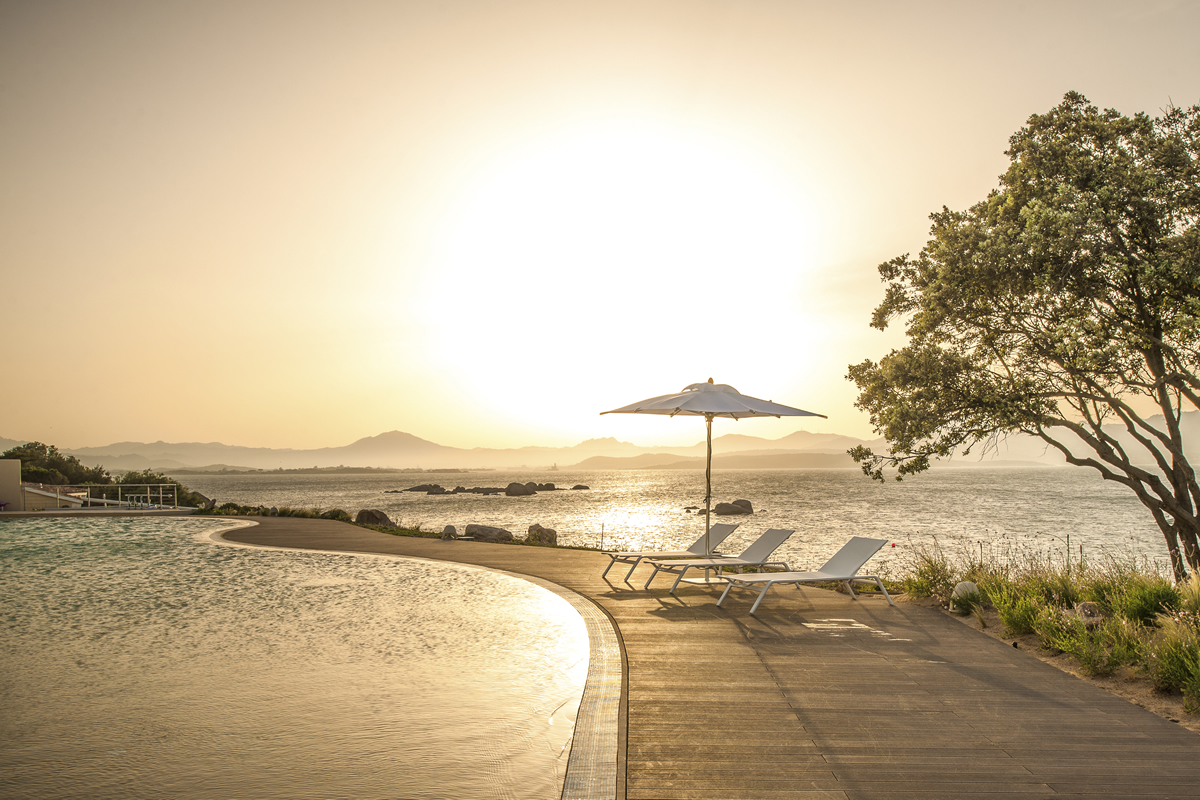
[0,517,589,800]
[183,466,1174,575]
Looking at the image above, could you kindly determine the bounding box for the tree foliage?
[847,92,1200,580]
[1,442,206,507]
[1,442,110,485]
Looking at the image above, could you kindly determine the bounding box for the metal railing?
[22,483,181,510]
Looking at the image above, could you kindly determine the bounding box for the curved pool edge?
[209,523,622,800]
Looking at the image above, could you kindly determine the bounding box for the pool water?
[0,517,589,800]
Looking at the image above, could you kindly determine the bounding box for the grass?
[901,538,1200,700]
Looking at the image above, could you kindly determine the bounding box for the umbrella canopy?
[602,379,825,555]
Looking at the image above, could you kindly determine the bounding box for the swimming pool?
[0,517,597,799]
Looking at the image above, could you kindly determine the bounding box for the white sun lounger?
[716,536,894,614]
[600,523,740,581]
[644,528,795,593]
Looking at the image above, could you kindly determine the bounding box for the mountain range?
[2,411,1195,473]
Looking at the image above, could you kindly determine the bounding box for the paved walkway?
[223,518,1200,800]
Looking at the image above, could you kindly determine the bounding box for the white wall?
[0,459,22,511]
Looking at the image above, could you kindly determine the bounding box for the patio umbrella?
[602,378,825,556]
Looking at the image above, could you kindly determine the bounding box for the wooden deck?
[223,518,1200,799]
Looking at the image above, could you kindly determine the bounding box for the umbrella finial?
[707,377,713,384]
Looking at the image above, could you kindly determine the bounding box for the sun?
[414,118,822,439]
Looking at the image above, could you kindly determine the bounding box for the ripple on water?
[0,517,589,800]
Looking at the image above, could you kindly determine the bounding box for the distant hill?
[2,410,1194,472]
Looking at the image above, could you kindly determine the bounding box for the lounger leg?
[843,580,859,600]
[874,577,895,606]
[749,581,776,615]
[601,556,617,579]
[669,566,691,594]
[717,581,735,607]
[644,564,662,590]
[623,557,643,582]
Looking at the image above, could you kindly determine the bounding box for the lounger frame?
[644,528,795,593]
[716,536,894,614]
[600,523,739,581]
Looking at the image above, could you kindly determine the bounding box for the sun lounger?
[644,528,795,593]
[600,523,740,580]
[716,536,893,614]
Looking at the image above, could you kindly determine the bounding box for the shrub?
[1179,574,1200,615]
[983,576,1042,637]
[902,542,957,601]
[1031,608,1142,676]
[320,508,352,522]
[1113,575,1180,626]
[276,507,319,518]
[1145,610,1200,698]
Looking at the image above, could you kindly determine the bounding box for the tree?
[1,442,111,485]
[847,92,1200,580]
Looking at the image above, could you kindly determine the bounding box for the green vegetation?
[902,539,1200,707]
[2,442,110,485]
[2,442,208,507]
[846,92,1200,581]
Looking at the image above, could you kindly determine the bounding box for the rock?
[355,509,394,527]
[426,486,447,495]
[535,483,556,491]
[731,499,753,513]
[505,482,537,496]
[525,523,558,546]
[713,502,753,515]
[950,581,981,614]
[405,484,443,493]
[572,484,590,490]
[465,524,514,543]
[441,525,457,540]
[1074,601,1104,628]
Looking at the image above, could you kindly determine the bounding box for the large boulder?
[505,482,537,496]
[571,484,590,490]
[465,524,514,543]
[355,509,394,527]
[525,523,558,546]
[714,502,753,516]
[536,483,556,491]
[731,499,753,513]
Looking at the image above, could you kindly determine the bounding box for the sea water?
[0,517,589,800]
[183,467,1174,574]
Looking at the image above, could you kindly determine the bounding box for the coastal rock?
[1074,601,1104,628]
[355,509,394,527]
[525,524,558,546]
[950,581,981,614]
[405,484,443,493]
[465,524,514,543]
[505,482,537,496]
[714,502,752,516]
[536,483,556,491]
[732,499,753,513]
[441,525,457,540]
[572,485,590,491]
[426,486,448,495]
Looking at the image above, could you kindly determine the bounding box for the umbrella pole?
[704,413,713,555]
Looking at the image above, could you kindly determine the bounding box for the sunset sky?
[2,0,1197,451]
